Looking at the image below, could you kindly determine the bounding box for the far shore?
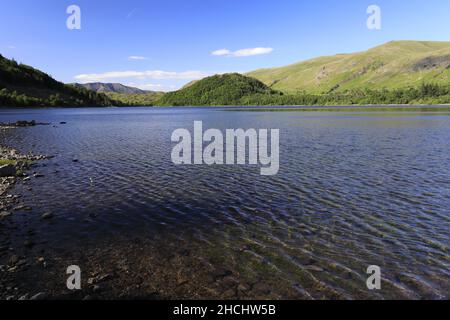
[1,104,450,111]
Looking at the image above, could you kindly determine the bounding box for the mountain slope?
[73,82,149,94]
[106,92,165,106]
[73,82,165,106]
[0,54,117,107]
[157,73,277,106]
[248,41,450,93]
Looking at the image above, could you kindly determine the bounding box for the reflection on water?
[0,107,449,299]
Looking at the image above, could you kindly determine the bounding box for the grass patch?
[0,159,16,166]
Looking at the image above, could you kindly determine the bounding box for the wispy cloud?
[212,47,274,57]
[7,45,16,49]
[126,8,137,19]
[128,56,148,60]
[211,49,231,56]
[74,70,210,82]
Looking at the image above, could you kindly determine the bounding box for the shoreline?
[1,104,450,110]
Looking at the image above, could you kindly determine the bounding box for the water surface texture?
[1,107,449,299]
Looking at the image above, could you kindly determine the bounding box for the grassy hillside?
[248,41,450,94]
[157,73,277,106]
[0,54,118,107]
[106,92,165,106]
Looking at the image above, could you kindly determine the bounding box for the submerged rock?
[41,212,54,220]
[0,211,12,219]
[9,255,19,265]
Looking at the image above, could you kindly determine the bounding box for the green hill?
[0,54,117,107]
[105,92,165,106]
[248,41,450,94]
[157,73,277,106]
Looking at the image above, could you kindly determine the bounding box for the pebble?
[305,265,325,272]
[16,259,27,267]
[9,255,19,265]
[30,292,47,300]
[252,283,272,295]
[97,273,112,282]
[221,276,238,288]
[92,285,102,293]
[19,294,29,300]
[211,267,233,279]
[222,289,236,299]
[237,283,251,292]
[0,211,12,219]
[41,212,53,220]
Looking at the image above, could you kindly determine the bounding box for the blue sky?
[1,0,450,91]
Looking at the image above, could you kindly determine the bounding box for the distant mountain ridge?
[72,83,151,94]
[248,41,450,93]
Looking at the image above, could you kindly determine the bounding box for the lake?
[0,107,449,299]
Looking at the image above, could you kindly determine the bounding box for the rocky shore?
[0,120,50,128]
[0,123,56,300]
[1,147,52,211]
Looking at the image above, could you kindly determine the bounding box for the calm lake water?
[1,107,449,299]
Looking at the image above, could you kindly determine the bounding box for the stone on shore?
[15,120,36,127]
[0,164,16,177]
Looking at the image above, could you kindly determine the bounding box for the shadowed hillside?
[0,54,118,107]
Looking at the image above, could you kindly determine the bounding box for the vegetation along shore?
[2,41,450,108]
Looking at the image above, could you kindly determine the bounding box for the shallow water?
[1,107,449,299]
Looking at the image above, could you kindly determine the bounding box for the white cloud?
[127,83,177,92]
[74,70,210,82]
[211,47,273,57]
[128,56,148,60]
[211,49,231,56]
[7,45,16,49]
